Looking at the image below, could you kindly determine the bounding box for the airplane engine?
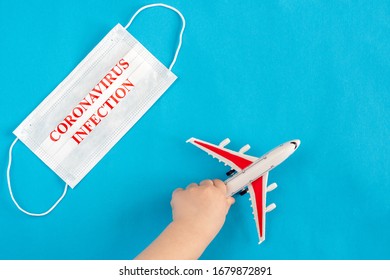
[219,138,230,147]
[267,183,278,192]
[266,203,276,213]
[239,144,250,154]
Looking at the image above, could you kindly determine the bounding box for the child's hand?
[170,179,235,242]
[135,179,235,260]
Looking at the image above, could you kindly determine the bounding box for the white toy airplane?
[186,137,300,244]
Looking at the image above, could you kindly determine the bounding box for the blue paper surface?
[0,0,389,259]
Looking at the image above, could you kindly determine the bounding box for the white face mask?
[6,3,185,216]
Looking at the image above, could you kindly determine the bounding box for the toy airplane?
[186,137,300,244]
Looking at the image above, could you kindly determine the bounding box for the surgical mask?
[6,3,185,216]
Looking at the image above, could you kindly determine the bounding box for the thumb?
[226,196,235,210]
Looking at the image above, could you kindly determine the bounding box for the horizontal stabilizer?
[266,203,276,213]
[267,183,278,192]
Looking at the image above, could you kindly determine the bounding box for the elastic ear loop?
[124,3,186,71]
[7,138,68,216]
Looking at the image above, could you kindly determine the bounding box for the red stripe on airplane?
[251,177,264,238]
[194,140,253,169]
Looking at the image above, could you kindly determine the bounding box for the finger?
[171,188,183,207]
[227,196,235,206]
[213,179,227,192]
[199,179,214,186]
[186,183,198,190]
[225,197,235,213]
[172,187,183,195]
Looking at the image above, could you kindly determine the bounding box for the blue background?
[0,0,389,260]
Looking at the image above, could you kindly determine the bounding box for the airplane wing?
[248,173,276,244]
[186,137,257,171]
[187,137,277,245]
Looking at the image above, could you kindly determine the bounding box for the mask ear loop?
[7,138,68,216]
[124,3,186,71]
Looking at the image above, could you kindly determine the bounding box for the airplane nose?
[290,139,301,149]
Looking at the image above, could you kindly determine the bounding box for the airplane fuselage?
[225,140,300,196]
